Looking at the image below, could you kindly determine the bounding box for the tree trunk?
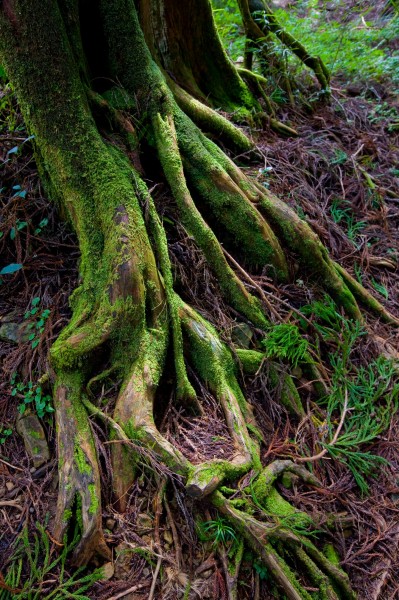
[0,0,395,596]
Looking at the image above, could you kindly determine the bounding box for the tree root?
[169,80,254,151]
[237,0,330,94]
[53,376,110,565]
[238,67,299,136]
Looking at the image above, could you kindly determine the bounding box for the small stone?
[163,530,173,544]
[30,467,36,474]
[106,518,117,531]
[100,562,114,580]
[16,413,50,468]
[0,322,20,344]
[136,512,153,531]
[6,481,14,492]
[231,322,253,349]
[142,567,150,577]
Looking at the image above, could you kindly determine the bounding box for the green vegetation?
[261,323,309,367]
[301,296,399,493]
[329,197,366,248]
[324,354,398,493]
[0,426,12,444]
[0,523,104,600]
[212,0,399,84]
[11,373,54,419]
[198,516,238,547]
[24,297,51,350]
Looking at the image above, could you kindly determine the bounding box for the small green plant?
[370,276,389,300]
[253,558,270,580]
[10,219,28,241]
[300,296,398,492]
[330,198,366,247]
[368,101,398,124]
[0,522,104,600]
[11,374,54,419]
[198,516,237,547]
[0,263,23,285]
[34,218,49,236]
[322,355,398,494]
[24,297,51,349]
[262,323,309,367]
[0,426,12,444]
[330,148,348,165]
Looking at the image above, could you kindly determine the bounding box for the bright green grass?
[212,0,399,84]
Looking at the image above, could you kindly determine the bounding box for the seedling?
[11,373,54,419]
[24,297,51,349]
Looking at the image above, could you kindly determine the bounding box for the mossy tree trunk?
[0,0,395,596]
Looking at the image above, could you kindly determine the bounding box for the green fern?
[262,323,309,367]
[198,516,237,547]
[322,354,399,494]
[0,523,104,600]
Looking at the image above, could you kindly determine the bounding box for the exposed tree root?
[237,0,330,94]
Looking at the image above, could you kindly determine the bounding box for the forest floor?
[1,1,399,599]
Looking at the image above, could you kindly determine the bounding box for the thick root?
[153,109,270,328]
[53,376,110,565]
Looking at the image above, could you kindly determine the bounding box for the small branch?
[107,583,149,600]
[148,556,162,600]
[295,389,349,463]
[222,246,280,321]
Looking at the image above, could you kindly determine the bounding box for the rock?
[136,512,153,532]
[0,322,20,343]
[0,321,30,344]
[6,481,14,492]
[106,517,117,531]
[100,562,114,580]
[16,413,50,467]
[231,322,253,348]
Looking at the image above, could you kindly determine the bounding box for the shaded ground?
[1,3,399,599]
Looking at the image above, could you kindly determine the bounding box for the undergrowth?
[0,523,104,600]
[300,295,399,493]
[212,0,399,85]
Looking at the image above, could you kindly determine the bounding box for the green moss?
[88,483,99,515]
[74,444,92,476]
[236,349,264,374]
[63,508,73,523]
[173,108,288,280]
[323,544,341,567]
